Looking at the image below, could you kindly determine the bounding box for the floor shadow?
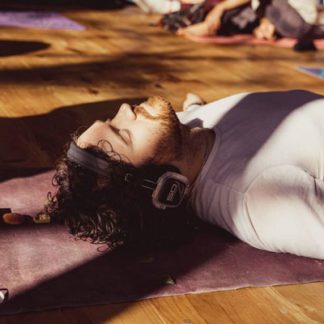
[0,51,320,90]
[0,97,145,182]
[0,53,186,89]
[0,40,50,57]
[0,222,236,316]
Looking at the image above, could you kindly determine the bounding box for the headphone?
[67,142,190,209]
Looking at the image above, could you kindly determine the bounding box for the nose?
[119,103,136,120]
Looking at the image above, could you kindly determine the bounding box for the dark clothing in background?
[263,0,324,41]
[218,4,259,35]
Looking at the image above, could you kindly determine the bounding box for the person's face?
[76,96,182,166]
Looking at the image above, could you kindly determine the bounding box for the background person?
[253,0,324,50]
[175,0,324,50]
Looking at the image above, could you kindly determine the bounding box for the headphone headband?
[66,142,109,176]
[66,142,189,209]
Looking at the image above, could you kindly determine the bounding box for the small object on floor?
[163,275,176,285]
[0,208,11,216]
[0,209,51,225]
[2,213,29,225]
[0,208,11,225]
[33,213,51,224]
[296,66,324,79]
[0,289,9,304]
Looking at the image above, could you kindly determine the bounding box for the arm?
[178,0,251,36]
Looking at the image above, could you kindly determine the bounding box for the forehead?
[76,121,125,149]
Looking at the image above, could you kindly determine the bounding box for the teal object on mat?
[297,66,324,79]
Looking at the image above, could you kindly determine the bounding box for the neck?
[171,125,215,184]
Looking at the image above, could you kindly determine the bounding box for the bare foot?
[183,93,205,111]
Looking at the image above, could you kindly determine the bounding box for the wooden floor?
[0,4,324,323]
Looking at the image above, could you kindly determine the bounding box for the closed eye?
[110,125,132,146]
[119,129,132,145]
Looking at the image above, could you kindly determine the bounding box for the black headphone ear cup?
[152,172,189,209]
[125,167,189,210]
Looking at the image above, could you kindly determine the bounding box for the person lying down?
[32,90,324,259]
[163,0,324,51]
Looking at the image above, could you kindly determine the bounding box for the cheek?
[130,125,164,165]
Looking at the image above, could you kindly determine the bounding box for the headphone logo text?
[167,183,179,202]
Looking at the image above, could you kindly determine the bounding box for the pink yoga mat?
[0,171,324,314]
[183,33,324,49]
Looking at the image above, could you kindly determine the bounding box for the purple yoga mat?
[0,11,85,31]
[0,171,324,314]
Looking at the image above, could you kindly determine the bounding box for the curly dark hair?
[45,136,196,251]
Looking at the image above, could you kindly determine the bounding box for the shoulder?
[177,90,324,128]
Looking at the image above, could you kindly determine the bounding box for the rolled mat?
[0,171,324,314]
